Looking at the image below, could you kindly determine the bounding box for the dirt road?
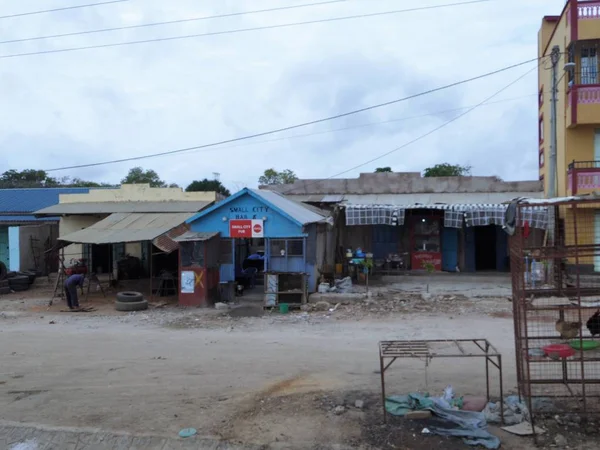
[0,300,518,448]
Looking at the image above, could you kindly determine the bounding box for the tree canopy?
[423,163,472,177]
[375,167,392,173]
[121,167,172,187]
[258,168,298,185]
[186,178,231,197]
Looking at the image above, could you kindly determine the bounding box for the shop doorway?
[474,226,497,271]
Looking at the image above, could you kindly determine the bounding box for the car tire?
[115,299,148,312]
[11,285,29,292]
[116,291,144,303]
[19,271,36,284]
[0,279,8,288]
[9,275,30,287]
[0,286,11,295]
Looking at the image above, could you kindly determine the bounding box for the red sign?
[230,219,264,238]
[411,252,442,272]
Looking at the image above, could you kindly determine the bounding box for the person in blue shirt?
[64,274,85,310]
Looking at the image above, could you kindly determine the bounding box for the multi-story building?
[538,1,600,197]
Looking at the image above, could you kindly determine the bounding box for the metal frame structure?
[378,339,504,423]
[511,198,600,435]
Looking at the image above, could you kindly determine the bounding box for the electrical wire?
[0,0,128,20]
[159,93,539,157]
[0,0,350,45]
[0,0,494,59]
[43,56,539,172]
[280,65,539,193]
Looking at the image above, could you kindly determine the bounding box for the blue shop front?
[185,188,332,306]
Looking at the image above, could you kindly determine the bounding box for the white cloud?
[0,0,566,190]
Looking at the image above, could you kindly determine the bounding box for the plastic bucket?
[279,303,289,314]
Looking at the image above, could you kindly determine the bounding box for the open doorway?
[474,226,497,271]
[91,244,112,275]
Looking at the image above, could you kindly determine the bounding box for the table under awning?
[59,212,193,253]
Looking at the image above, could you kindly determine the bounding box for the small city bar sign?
[229,219,264,238]
[229,205,270,220]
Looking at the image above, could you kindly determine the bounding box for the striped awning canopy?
[344,203,548,229]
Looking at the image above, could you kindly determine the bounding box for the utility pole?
[548,45,561,198]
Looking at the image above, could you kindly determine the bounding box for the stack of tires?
[115,291,148,312]
[0,262,37,295]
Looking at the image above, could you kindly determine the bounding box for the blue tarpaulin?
[385,394,500,449]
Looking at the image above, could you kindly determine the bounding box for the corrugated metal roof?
[341,192,541,205]
[0,215,60,224]
[152,222,190,253]
[0,187,90,214]
[59,212,193,244]
[345,203,510,212]
[278,194,346,203]
[36,200,210,215]
[173,231,220,242]
[248,189,328,225]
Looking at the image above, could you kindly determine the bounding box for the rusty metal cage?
[510,197,600,426]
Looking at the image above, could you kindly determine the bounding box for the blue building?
[186,188,333,294]
[0,188,91,273]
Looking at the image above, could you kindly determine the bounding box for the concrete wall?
[265,173,543,196]
[58,183,218,204]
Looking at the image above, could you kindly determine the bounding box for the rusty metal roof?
[59,212,193,244]
[173,231,220,242]
[35,200,210,215]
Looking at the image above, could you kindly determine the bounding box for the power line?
[0,0,349,45]
[43,57,538,172]
[164,93,539,156]
[0,0,128,20]
[1,0,494,59]
[282,65,539,192]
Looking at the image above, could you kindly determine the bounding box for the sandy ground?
[0,276,592,449]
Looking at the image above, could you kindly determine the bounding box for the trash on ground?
[501,422,545,436]
[386,392,500,449]
[179,427,197,438]
[484,395,529,425]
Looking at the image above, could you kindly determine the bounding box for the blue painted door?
[372,225,399,259]
[0,226,9,269]
[442,228,458,272]
[465,227,476,272]
[495,226,508,271]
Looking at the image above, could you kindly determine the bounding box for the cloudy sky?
[0,0,566,190]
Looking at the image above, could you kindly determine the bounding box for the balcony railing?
[568,160,600,194]
[579,1,600,19]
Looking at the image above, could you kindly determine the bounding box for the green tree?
[423,163,472,177]
[375,167,392,173]
[0,169,60,188]
[258,168,298,185]
[121,167,168,187]
[186,178,231,197]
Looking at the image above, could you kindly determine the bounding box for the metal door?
[465,227,476,272]
[441,228,458,272]
[372,225,399,259]
[0,226,9,268]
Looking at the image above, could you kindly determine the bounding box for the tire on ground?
[0,286,11,295]
[0,279,8,288]
[116,291,144,303]
[9,275,30,286]
[115,299,148,312]
[11,285,29,292]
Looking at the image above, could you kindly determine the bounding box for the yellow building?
[538,2,600,269]
[538,1,600,196]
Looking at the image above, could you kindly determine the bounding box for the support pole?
[548,45,560,198]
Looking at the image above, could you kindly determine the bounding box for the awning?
[344,203,549,230]
[59,213,193,252]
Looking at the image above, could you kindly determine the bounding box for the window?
[270,239,304,257]
[539,148,545,167]
[287,240,304,256]
[581,44,599,85]
[539,86,544,107]
[539,116,544,144]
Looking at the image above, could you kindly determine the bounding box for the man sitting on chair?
[64,274,85,310]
